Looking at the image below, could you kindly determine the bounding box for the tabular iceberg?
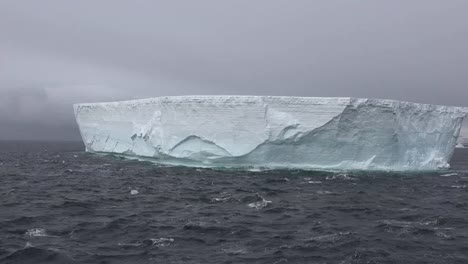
[74,96,468,171]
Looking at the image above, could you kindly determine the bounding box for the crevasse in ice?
[74,96,468,171]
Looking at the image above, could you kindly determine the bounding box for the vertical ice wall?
[74,96,468,170]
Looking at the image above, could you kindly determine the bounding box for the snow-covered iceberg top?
[74,96,468,171]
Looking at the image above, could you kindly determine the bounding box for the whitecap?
[440,173,458,177]
[380,219,438,228]
[304,177,321,184]
[118,242,142,247]
[248,197,272,209]
[151,238,174,247]
[212,196,231,203]
[25,228,47,237]
[436,232,451,239]
[307,232,351,242]
[130,189,139,195]
[211,192,232,203]
[222,246,248,255]
[326,173,354,180]
[379,220,413,227]
[316,190,333,195]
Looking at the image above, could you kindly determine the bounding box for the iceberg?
[74,96,468,171]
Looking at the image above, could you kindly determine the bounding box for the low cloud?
[1,0,468,140]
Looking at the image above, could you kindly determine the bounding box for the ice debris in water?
[130,189,139,195]
[25,228,47,237]
[74,96,468,171]
[151,238,174,247]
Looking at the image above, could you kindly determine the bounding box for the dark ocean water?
[1,141,468,264]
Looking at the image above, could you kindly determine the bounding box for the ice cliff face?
[74,96,468,171]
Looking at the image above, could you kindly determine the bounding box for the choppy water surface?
[1,141,468,264]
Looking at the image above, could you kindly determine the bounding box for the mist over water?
[1,141,468,263]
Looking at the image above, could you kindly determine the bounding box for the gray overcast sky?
[1,0,467,140]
